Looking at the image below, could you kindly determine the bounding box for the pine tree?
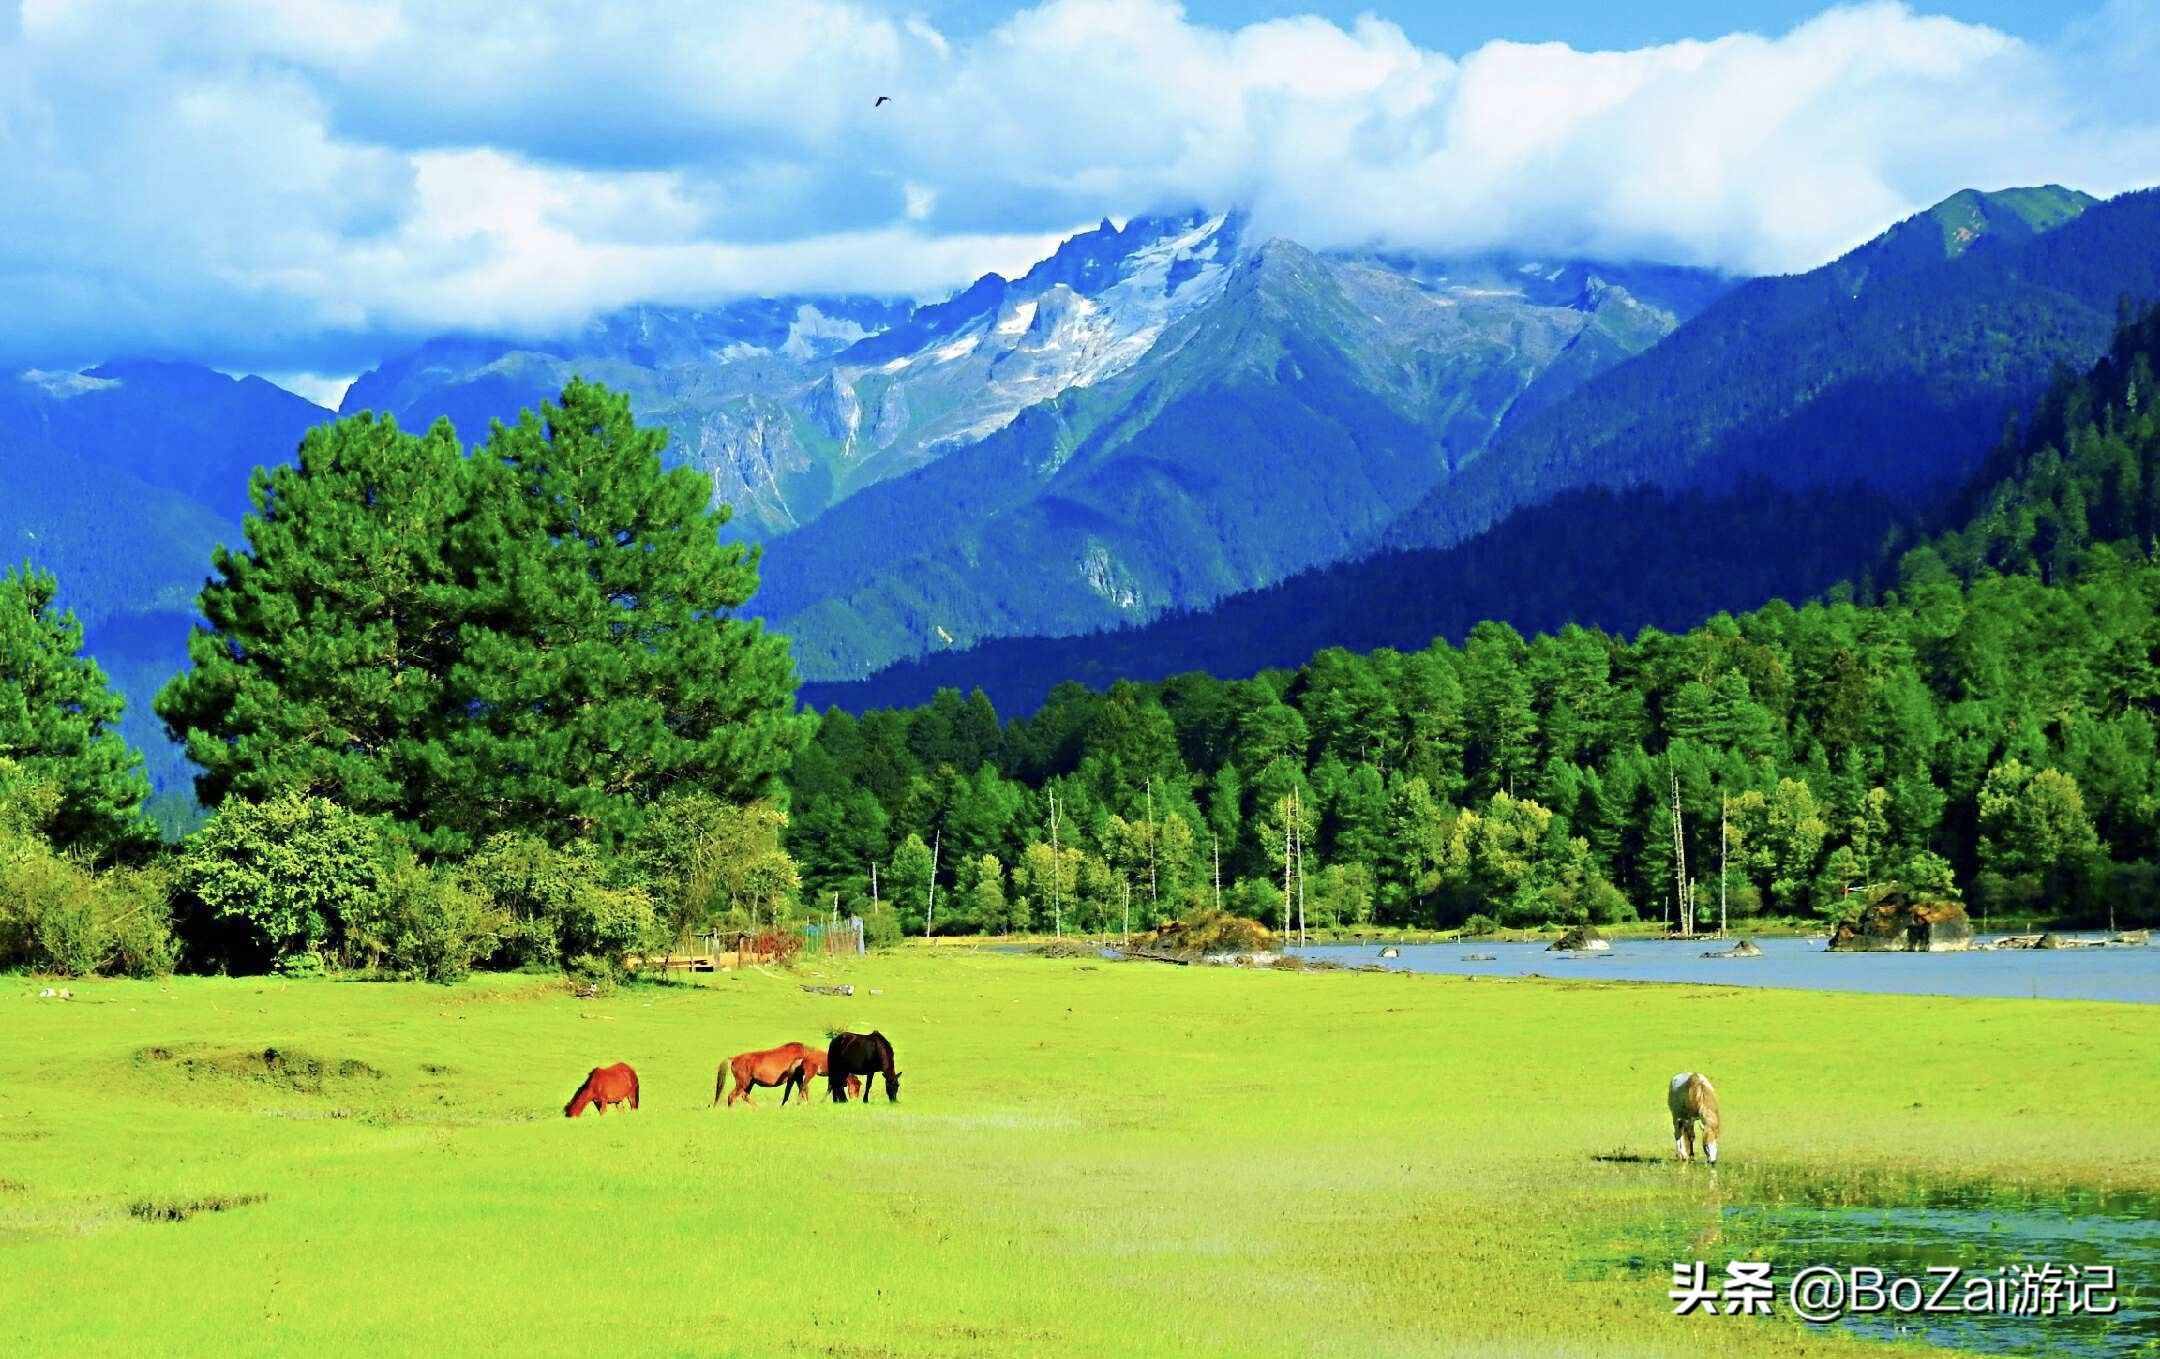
[156,412,469,836]
[439,380,808,846]
[0,564,151,856]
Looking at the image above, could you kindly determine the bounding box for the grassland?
[3,951,2155,1356]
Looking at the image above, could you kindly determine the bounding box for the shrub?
[563,952,614,995]
[460,834,654,975]
[101,866,179,977]
[32,877,104,976]
[347,850,504,983]
[175,794,382,967]
[1459,913,1498,937]
[0,828,177,977]
[274,951,326,979]
[863,900,904,949]
[631,794,801,943]
[747,928,803,967]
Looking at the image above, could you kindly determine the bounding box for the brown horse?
[564,1062,639,1118]
[1668,1071,1722,1164]
[717,1043,811,1107]
[800,1048,862,1103]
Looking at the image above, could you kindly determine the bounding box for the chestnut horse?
[800,1048,862,1103]
[826,1030,900,1104]
[717,1043,812,1107]
[564,1062,639,1118]
[1668,1072,1722,1164]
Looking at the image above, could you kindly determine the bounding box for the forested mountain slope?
[1382,185,2149,553]
[782,303,2160,936]
[808,187,2160,710]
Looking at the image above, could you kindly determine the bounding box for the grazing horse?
[718,1043,811,1107]
[1668,1072,1721,1164]
[799,1048,862,1103]
[564,1062,639,1118]
[826,1031,900,1104]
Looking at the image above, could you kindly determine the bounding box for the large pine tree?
[0,563,151,856]
[157,413,469,833]
[159,381,805,851]
[438,379,806,846]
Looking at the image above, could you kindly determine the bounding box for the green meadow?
[4,951,2154,1357]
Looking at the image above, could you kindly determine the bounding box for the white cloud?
[2,0,2156,370]
[255,371,356,409]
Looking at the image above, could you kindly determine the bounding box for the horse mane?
[565,1067,597,1118]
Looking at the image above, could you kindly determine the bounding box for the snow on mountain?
[807,212,1238,485]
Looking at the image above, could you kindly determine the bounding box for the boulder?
[1548,924,1610,952]
[1828,895,1973,952]
[1702,939,1763,958]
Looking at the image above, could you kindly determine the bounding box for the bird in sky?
[874,95,891,107]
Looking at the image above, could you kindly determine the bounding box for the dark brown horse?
[718,1043,811,1107]
[564,1062,639,1117]
[826,1031,900,1104]
[800,1048,862,1102]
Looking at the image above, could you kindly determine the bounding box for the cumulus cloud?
[2,0,2157,371]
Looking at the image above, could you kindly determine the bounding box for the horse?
[826,1030,900,1104]
[564,1062,639,1118]
[1668,1072,1721,1164]
[717,1043,811,1107]
[799,1048,862,1103]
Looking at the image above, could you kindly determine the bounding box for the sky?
[2,0,2156,397]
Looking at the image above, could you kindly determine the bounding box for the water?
[1722,1198,2160,1356]
[1288,935,2160,1003]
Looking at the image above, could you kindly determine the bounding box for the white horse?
[1668,1072,1721,1164]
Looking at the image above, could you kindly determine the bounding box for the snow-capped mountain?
[341,213,1244,536]
[331,213,1737,675]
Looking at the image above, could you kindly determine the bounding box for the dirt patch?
[1589,1151,1663,1165]
[419,1063,452,1075]
[0,1176,26,1193]
[134,1044,385,1094]
[127,1192,268,1223]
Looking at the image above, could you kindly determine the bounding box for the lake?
[1287,935,2160,1003]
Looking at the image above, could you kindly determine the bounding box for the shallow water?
[1287,935,2160,1003]
[1722,1198,2159,1356]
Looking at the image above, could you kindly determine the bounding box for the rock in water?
[1829,895,1973,952]
[1702,939,1763,958]
[1548,925,1611,952]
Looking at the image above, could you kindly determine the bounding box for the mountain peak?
[1823,183,2096,296]
[1924,184,2095,257]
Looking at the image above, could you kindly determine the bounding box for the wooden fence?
[638,917,865,972]
[803,917,866,956]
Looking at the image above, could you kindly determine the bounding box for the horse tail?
[630,1068,640,1110]
[1692,1074,1719,1139]
[714,1065,725,1107]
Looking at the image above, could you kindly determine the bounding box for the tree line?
[5,308,2160,978]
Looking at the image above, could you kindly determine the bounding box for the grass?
[3,951,2155,1356]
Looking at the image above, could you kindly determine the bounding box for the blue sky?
[1,0,2155,392]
